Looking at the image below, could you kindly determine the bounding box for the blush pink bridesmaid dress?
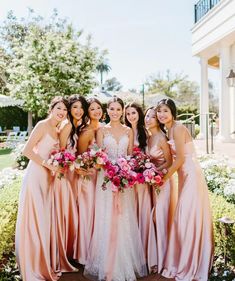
[51,134,79,272]
[15,134,61,281]
[133,142,152,263]
[51,175,78,272]
[74,137,97,265]
[147,139,177,274]
[162,137,214,281]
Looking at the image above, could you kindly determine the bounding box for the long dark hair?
[125,102,147,151]
[48,96,68,113]
[87,97,103,120]
[68,94,88,148]
[156,98,177,134]
[145,106,166,134]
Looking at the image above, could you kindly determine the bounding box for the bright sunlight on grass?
[0,149,14,171]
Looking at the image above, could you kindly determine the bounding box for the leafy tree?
[0,9,99,119]
[96,59,111,85]
[176,79,199,107]
[0,47,10,94]
[146,69,187,97]
[103,77,122,92]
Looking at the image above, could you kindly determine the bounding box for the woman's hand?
[43,162,65,174]
[75,168,90,176]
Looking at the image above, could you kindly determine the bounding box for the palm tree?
[96,61,111,85]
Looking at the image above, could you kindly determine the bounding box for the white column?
[231,87,235,138]
[198,56,209,139]
[218,45,231,142]
[231,44,235,138]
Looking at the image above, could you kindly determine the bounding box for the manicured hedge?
[0,179,20,262]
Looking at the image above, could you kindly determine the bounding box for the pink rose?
[154,175,162,185]
[112,176,121,187]
[106,168,115,178]
[111,184,119,192]
[136,173,145,184]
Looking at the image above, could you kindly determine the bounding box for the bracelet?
[41,159,46,166]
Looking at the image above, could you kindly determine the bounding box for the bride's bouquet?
[47,148,76,179]
[102,156,137,193]
[75,143,108,175]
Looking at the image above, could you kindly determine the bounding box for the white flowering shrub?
[0,168,23,189]
[12,143,29,170]
[200,155,235,204]
[1,10,99,118]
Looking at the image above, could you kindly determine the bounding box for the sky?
[0,0,217,91]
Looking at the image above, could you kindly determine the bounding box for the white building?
[192,0,235,142]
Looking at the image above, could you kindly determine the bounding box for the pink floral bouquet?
[129,147,164,193]
[129,147,151,184]
[75,143,108,173]
[47,148,76,179]
[102,156,137,193]
[143,162,164,194]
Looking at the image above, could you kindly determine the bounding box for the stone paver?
[194,139,235,167]
[60,268,174,281]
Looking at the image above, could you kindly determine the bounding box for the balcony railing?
[194,0,221,23]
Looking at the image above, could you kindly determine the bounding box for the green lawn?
[0,149,14,170]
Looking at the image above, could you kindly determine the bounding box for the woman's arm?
[163,125,185,181]
[59,122,72,149]
[22,122,45,165]
[157,137,172,170]
[23,122,64,173]
[96,127,104,148]
[77,129,94,154]
[127,128,134,155]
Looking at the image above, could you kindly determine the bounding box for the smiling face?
[51,102,67,122]
[107,101,123,122]
[70,101,84,122]
[144,108,158,130]
[156,104,173,125]
[125,106,139,127]
[88,102,103,121]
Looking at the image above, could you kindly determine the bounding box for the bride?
[84,97,147,281]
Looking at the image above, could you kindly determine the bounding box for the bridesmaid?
[156,99,214,281]
[59,94,89,262]
[59,94,89,194]
[15,96,68,281]
[75,97,103,265]
[144,107,174,274]
[50,96,86,272]
[125,102,151,262]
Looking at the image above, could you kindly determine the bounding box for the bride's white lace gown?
[84,130,147,281]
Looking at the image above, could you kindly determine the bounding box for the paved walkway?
[194,139,235,167]
[60,265,174,281]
